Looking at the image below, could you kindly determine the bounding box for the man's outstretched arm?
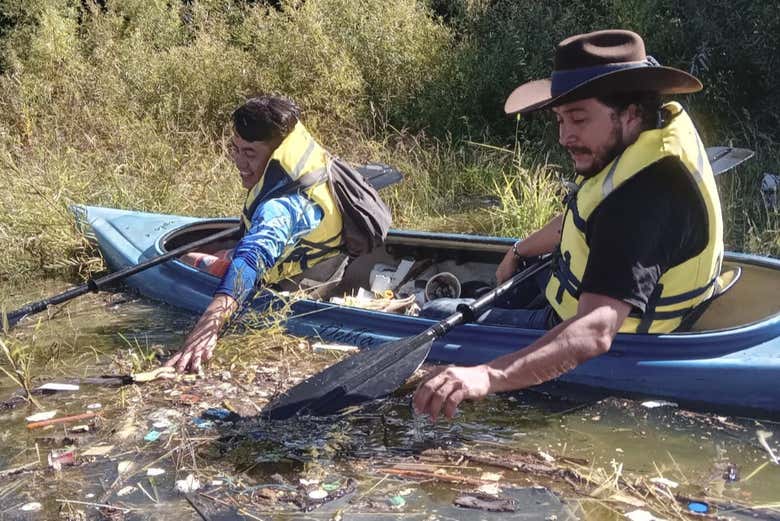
[166,194,323,373]
[412,292,631,421]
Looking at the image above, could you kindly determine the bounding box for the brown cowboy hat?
[504,29,702,115]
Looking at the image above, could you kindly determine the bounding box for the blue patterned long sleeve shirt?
[215,193,323,304]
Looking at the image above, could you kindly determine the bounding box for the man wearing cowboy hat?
[414,30,724,421]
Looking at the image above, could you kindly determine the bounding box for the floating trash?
[117,486,136,497]
[477,483,501,496]
[70,424,90,433]
[26,410,57,422]
[86,403,102,410]
[48,449,76,470]
[202,408,235,421]
[308,489,328,500]
[625,509,667,521]
[132,366,176,383]
[641,400,678,409]
[757,430,779,464]
[37,383,79,392]
[147,468,165,477]
[19,502,42,512]
[322,482,340,492]
[387,495,406,508]
[118,461,134,474]
[312,342,359,353]
[143,430,161,442]
[687,502,709,514]
[723,463,740,482]
[192,418,215,429]
[175,474,200,494]
[299,478,320,486]
[649,477,679,489]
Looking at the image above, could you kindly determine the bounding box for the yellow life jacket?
[240,122,343,285]
[545,102,724,334]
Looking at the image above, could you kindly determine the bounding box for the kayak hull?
[74,205,780,416]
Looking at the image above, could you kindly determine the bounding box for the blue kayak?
[74,205,780,415]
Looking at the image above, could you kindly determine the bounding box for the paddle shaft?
[263,256,554,419]
[425,257,553,340]
[5,225,240,327]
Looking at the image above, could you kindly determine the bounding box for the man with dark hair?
[168,95,350,373]
[414,30,724,420]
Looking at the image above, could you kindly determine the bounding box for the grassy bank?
[0,0,777,283]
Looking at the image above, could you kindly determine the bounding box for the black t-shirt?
[579,156,709,313]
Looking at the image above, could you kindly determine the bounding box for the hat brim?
[504,67,702,115]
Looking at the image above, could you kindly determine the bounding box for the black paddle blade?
[707,146,754,176]
[355,162,404,191]
[264,333,434,420]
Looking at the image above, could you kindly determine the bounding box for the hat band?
[550,57,660,97]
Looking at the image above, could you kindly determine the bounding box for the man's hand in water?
[412,365,493,421]
[165,293,237,373]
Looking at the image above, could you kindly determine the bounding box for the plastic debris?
[312,343,359,354]
[649,477,679,489]
[625,509,667,521]
[687,502,710,514]
[70,424,90,433]
[86,403,102,410]
[322,482,341,491]
[192,418,215,429]
[538,450,556,463]
[27,412,98,430]
[477,483,501,496]
[19,502,42,512]
[202,408,235,421]
[723,463,740,482]
[118,461,134,474]
[143,430,161,442]
[641,400,678,409]
[48,449,76,470]
[308,489,328,500]
[81,445,114,457]
[25,410,57,422]
[757,430,779,464]
[299,478,320,486]
[387,495,406,508]
[37,382,79,392]
[117,486,136,497]
[175,474,200,494]
[132,366,177,383]
[147,468,165,477]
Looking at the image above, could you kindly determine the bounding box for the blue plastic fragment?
[687,502,709,514]
[144,430,161,442]
[192,418,215,429]
[203,408,233,421]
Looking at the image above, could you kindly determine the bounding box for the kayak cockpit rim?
[157,219,780,335]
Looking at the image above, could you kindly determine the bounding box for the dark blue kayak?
[74,205,780,415]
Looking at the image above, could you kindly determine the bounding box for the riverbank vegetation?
[0,0,778,282]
